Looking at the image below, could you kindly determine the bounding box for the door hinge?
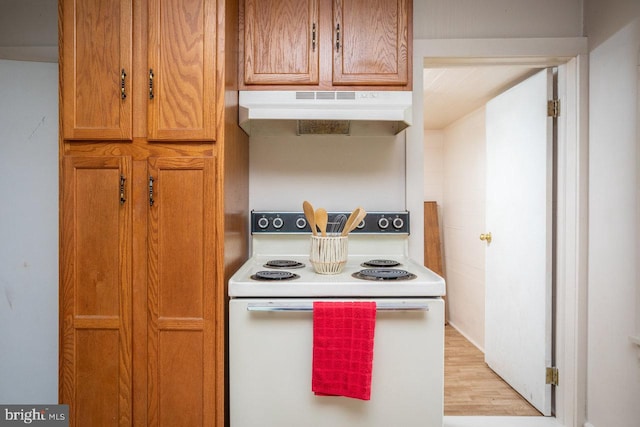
[545,366,559,386]
[547,99,560,118]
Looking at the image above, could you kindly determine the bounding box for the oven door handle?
[246,302,430,312]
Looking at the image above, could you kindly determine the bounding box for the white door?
[484,68,554,415]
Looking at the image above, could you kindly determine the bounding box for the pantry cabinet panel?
[157,331,205,426]
[147,0,217,141]
[243,0,319,84]
[60,156,132,427]
[75,330,120,427]
[154,167,205,318]
[62,0,132,140]
[333,0,409,85]
[147,157,216,427]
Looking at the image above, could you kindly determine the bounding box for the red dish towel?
[312,301,377,400]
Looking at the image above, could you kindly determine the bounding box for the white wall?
[414,0,583,39]
[249,134,406,212]
[440,108,487,349]
[423,130,444,204]
[424,110,487,350]
[0,59,58,403]
[585,1,640,426]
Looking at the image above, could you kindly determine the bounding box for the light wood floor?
[444,325,542,416]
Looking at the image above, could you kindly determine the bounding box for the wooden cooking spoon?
[303,201,317,236]
[315,208,328,237]
[342,207,366,236]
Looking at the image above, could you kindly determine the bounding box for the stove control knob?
[295,217,307,229]
[392,217,404,229]
[378,217,390,229]
[257,217,269,229]
[272,217,284,229]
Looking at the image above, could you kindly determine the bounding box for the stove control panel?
[251,211,410,234]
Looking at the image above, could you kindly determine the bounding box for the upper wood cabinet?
[147,0,217,141]
[243,0,319,85]
[332,0,410,86]
[62,0,133,140]
[62,0,217,142]
[241,0,411,89]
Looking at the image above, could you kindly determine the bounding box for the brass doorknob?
[480,232,492,244]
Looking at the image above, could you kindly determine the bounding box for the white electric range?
[229,210,446,427]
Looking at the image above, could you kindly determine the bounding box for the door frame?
[406,37,588,427]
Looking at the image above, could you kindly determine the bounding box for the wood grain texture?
[445,325,542,416]
[333,0,409,85]
[148,0,217,141]
[240,0,411,90]
[243,0,319,84]
[424,201,447,323]
[424,201,444,276]
[62,0,132,140]
[60,0,242,425]
[147,157,217,427]
[132,160,149,427]
[60,156,132,427]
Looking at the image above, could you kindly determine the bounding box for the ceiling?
[423,65,542,130]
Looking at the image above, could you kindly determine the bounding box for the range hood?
[239,90,412,136]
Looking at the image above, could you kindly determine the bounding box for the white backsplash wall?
[249,133,406,212]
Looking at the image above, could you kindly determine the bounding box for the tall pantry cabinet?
[58,1,249,426]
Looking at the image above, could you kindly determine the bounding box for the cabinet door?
[243,0,319,84]
[148,0,217,141]
[60,156,132,427]
[333,0,409,86]
[62,0,132,140]
[147,157,218,426]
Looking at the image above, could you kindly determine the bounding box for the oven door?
[229,298,444,427]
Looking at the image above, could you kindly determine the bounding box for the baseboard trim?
[447,321,485,353]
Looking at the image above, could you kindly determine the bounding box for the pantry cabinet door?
[332,0,410,86]
[147,0,217,141]
[62,0,132,140]
[243,0,320,84]
[147,157,218,426]
[60,156,132,427]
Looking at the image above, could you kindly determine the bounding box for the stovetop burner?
[250,271,300,281]
[361,259,401,268]
[352,268,417,281]
[264,259,306,269]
